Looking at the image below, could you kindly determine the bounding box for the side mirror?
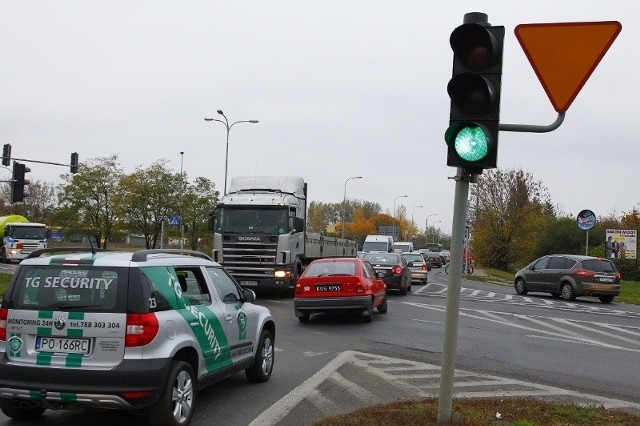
[242,288,256,303]
[294,217,305,233]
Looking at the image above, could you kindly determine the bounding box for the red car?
[294,257,387,323]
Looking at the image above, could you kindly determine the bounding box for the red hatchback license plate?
[316,285,341,292]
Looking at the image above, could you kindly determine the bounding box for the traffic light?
[11,162,30,203]
[70,152,79,173]
[2,144,10,166]
[445,19,504,172]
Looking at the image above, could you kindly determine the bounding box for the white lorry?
[0,215,48,263]
[212,176,358,294]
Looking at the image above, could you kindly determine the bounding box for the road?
[2,268,640,425]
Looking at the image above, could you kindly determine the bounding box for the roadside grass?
[313,397,640,425]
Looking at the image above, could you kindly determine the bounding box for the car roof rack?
[26,247,111,259]
[131,249,212,262]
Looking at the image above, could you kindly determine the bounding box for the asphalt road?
[3,268,640,425]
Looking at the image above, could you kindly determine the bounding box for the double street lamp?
[342,176,362,239]
[204,110,259,195]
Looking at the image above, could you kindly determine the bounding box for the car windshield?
[365,254,400,265]
[582,259,618,273]
[304,261,356,277]
[402,255,423,263]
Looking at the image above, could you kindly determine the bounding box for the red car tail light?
[0,308,7,341]
[392,266,403,275]
[355,279,365,293]
[574,269,595,279]
[420,264,427,271]
[615,272,621,279]
[125,313,159,347]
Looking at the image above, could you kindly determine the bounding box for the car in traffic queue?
[514,254,621,303]
[363,252,412,295]
[401,252,429,284]
[0,248,276,426]
[294,257,387,323]
[423,251,443,269]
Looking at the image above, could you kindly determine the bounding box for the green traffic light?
[454,126,489,161]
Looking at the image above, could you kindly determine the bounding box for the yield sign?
[515,21,622,113]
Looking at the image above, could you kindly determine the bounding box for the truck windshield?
[216,208,289,235]
[10,226,48,240]
[362,241,388,252]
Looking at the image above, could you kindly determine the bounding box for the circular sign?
[576,209,597,230]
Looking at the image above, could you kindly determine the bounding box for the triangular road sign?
[515,21,622,113]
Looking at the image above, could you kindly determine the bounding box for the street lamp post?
[410,205,424,241]
[342,176,362,239]
[180,151,184,249]
[393,195,408,241]
[432,220,443,243]
[204,110,259,195]
[425,214,437,245]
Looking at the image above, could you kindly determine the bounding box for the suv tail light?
[615,272,621,279]
[574,269,595,279]
[125,313,159,347]
[0,308,7,341]
[420,264,427,271]
[392,266,403,275]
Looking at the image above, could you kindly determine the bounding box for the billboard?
[605,229,637,260]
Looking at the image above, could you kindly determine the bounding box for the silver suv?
[514,254,620,303]
[0,248,276,425]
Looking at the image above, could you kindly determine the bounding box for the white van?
[393,241,414,253]
[362,235,394,253]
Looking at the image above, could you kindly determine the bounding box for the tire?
[399,282,408,295]
[148,361,196,426]
[514,278,528,295]
[560,282,576,301]
[245,329,274,383]
[297,311,310,323]
[599,295,614,304]
[0,399,45,420]
[377,295,388,313]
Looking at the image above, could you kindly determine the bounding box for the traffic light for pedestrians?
[445,20,504,172]
[2,144,11,167]
[70,152,79,173]
[11,162,30,203]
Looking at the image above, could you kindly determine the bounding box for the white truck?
[0,215,48,263]
[212,176,358,294]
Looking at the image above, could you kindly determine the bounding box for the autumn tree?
[56,155,123,248]
[114,159,180,249]
[180,177,219,251]
[469,168,554,270]
[1,179,56,223]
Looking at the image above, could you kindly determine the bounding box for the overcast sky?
[1,1,636,236]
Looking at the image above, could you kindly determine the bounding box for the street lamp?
[432,220,443,243]
[204,110,259,195]
[393,195,408,241]
[180,151,184,249]
[425,214,437,245]
[410,205,424,240]
[342,176,362,239]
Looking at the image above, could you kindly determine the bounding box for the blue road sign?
[168,214,181,226]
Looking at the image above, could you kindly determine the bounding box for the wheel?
[377,295,388,313]
[0,399,45,420]
[599,295,614,304]
[399,282,408,295]
[245,329,274,383]
[514,278,528,295]
[362,306,374,323]
[148,361,195,426]
[560,283,576,301]
[297,311,310,323]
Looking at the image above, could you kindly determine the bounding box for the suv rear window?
[10,265,126,311]
[582,259,617,273]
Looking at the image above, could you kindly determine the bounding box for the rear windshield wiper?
[57,303,102,310]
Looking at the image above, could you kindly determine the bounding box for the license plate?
[240,281,258,286]
[597,277,614,283]
[35,336,91,355]
[316,285,341,292]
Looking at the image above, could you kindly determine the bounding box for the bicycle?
[444,262,474,275]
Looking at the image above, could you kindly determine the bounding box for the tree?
[56,155,123,248]
[181,176,219,251]
[114,160,180,249]
[469,168,554,270]
[1,179,56,223]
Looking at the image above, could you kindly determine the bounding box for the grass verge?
[312,397,640,425]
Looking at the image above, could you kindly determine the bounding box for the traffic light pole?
[499,111,565,133]
[437,168,472,424]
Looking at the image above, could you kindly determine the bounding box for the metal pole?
[342,176,362,239]
[437,168,471,424]
[393,195,407,241]
[180,151,184,249]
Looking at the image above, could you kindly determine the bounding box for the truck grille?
[222,240,278,279]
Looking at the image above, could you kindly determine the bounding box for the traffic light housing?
[445,21,504,172]
[11,162,30,203]
[70,152,79,173]
[2,144,11,167]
